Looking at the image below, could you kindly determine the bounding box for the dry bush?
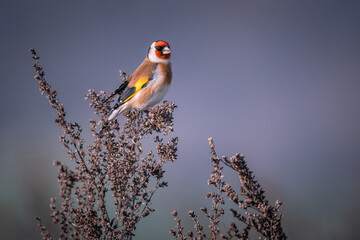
[30,48,286,240]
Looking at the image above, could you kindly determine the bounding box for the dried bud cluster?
[170,138,287,239]
[30,49,178,239]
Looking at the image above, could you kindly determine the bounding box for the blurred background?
[1,0,360,239]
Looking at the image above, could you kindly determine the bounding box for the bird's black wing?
[115,85,136,107]
[103,81,129,103]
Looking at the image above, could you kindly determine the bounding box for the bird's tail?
[108,108,121,120]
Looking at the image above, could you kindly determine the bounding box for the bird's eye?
[155,46,163,51]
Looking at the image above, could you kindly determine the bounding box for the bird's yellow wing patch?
[124,77,149,102]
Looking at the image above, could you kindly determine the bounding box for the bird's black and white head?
[148,40,171,63]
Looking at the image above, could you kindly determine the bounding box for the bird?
[104,40,172,120]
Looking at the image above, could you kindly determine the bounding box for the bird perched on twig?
[105,40,172,120]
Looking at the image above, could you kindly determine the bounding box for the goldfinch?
[105,40,172,120]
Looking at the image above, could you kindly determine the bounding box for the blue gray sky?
[1,0,360,239]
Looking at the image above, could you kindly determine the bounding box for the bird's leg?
[146,105,154,112]
[142,105,153,114]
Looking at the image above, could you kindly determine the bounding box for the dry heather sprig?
[170,138,287,240]
[30,48,178,239]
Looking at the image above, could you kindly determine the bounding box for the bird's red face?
[154,41,171,60]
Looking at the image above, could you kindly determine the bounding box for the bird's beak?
[162,46,171,55]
